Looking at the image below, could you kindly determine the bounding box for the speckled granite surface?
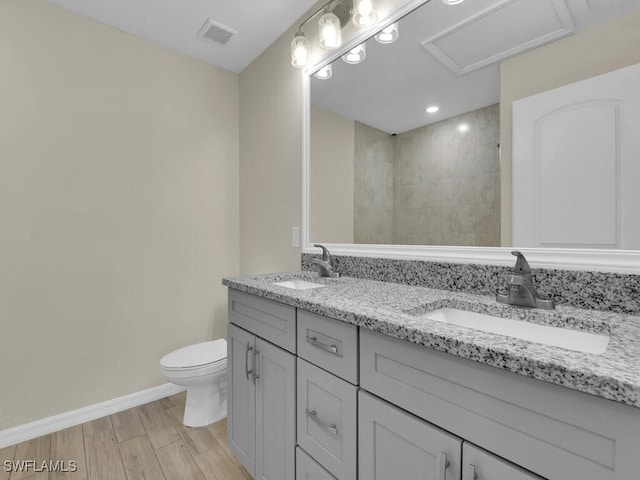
[301,254,640,315]
[223,271,640,408]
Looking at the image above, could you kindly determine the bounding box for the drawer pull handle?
[465,464,477,480]
[245,343,254,381]
[306,409,338,435]
[437,452,449,480]
[305,336,339,356]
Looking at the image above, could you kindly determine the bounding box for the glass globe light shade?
[319,11,342,49]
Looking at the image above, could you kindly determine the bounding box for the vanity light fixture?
[319,10,343,49]
[442,0,465,5]
[374,23,399,44]
[353,0,378,27]
[342,44,366,64]
[458,123,470,133]
[426,105,439,113]
[314,64,333,80]
[290,0,354,68]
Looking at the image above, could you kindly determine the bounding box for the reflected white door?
[512,62,640,249]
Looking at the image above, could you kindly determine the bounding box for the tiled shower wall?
[354,122,394,244]
[354,104,500,246]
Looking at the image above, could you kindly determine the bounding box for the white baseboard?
[0,383,186,449]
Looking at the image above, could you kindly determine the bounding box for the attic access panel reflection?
[422,0,574,75]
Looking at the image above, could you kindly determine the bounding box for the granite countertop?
[222,271,640,408]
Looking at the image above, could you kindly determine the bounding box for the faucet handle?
[511,251,531,277]
[313,244,332,263]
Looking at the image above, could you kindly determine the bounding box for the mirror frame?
[301,0,640,274]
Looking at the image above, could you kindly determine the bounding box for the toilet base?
[182,379,227,427]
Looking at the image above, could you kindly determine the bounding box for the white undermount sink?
[424,308,609,354]
[273,279,326,290]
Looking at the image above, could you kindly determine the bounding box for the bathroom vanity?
[223,273,640,480]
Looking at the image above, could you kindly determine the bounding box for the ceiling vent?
[198,19,237,46]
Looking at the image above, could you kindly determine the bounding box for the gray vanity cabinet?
[360,328,639,480]
[359,391,462,480]
[227,293,296,480]
[227,288,640,480]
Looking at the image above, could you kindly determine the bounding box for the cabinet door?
[359,391,462,480]
[255,337,296,480]
[227,323,256,477]
[462,443,543,480]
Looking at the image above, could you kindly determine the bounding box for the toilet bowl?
[160,339,227,427]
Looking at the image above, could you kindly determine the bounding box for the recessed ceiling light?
[442,0,465,5]
[426,106,439,113]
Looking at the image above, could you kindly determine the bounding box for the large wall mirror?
[302,0,640,272]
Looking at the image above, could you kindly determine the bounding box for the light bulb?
[358,0,373,16]
[314,65,333,80]
[353,0,378,27]
[426,106,439,113]
[290,33,309,68]
[374,23,399,44]
[319,11,342,49]
[342,44,366,64]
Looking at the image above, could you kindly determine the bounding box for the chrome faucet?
[311,244,340,278]
[496,251,555,310]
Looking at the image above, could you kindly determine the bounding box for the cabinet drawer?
[360,328,640,480]
[297,359,357,480]
[297,310,358,384]
[462,443,543,480]
[228,289,296,353]
[359,391,462,480]
[296,447,337,480]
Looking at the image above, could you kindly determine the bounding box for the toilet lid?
[160,339,227,369]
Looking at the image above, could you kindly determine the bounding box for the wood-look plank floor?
[1,393,252,480]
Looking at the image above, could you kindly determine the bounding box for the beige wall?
[310,105,355,244]
[500,9,640,246]
[238,3,324,274]
[0,0,239,430]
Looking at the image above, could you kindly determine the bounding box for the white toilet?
[160,339,227,427]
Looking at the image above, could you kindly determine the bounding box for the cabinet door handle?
[306,409,338,435]
[305,336,339,356]
[464,464,477,480]
[252,347,260,384]
[245,343,254,380]
[437,452,449,480]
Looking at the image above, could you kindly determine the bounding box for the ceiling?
[310,0,640,134]
[44,0,319,73]
[42,0,640,122]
